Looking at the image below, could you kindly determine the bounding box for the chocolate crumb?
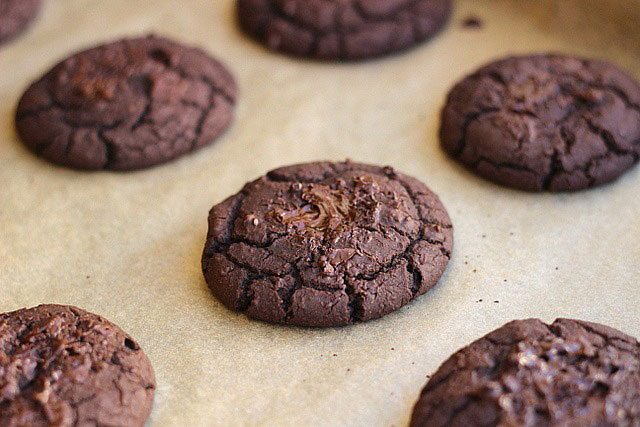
[461,15,483,29]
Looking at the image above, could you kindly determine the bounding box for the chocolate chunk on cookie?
[441,54,640,191]
[0,0,41,45]
[0,304,155,426]
[237,0,452,60]
[411,318,640,426]
[16,35,236,170]
[202,160,453,327]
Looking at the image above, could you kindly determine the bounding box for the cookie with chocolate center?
[201,160,453,327]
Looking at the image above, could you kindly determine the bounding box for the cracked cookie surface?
[201,161,453,327]
[441,54,640,191]
[411,318,640,426]
[0,304,155,426]
[16,35,237,170]
[0,0,41,45]
[237,0,451,60]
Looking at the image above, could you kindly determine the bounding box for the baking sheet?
[1,0,639,426]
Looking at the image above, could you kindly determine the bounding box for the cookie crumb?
[461,15,483,29]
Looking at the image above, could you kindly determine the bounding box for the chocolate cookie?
[0,304,155,426]
[201,161,453,327]
[411,318,640,426]
[441,54,640,191]
[16,35,236,170]
[237,0,452,60]
[0,0,41,45]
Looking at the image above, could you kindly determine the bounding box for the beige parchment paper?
[1,0,639,425]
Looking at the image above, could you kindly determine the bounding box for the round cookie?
[16,35,237,170]
[237,0,452,61]
[0,0,41,45]
[411,318,640,426]
[201,160,453,327]
[441,54,640,191]
[0,304,156,426]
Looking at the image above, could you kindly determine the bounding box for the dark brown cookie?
[16,35,237,170]
[201,160,453,327]
[0,304,156,426]
[411,318,640,426]
[441,54,640,191]
[0,0,41,45]
[237,0,452,61]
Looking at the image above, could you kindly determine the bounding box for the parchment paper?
[1,1,639,426]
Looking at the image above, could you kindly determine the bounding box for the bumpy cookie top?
[411,318,640,426]
[202,161,452,327]
[0,0,41,44]
[441,54,640,191]
[0,304,155,426]
[16,35,236,170]
[237,0,452,60]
